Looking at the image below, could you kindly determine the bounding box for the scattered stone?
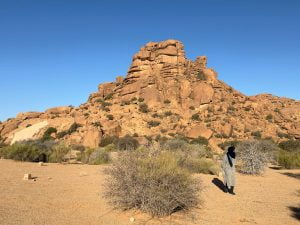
[38,162,44,166]
[129,217,135,223]
[23,173,32,180]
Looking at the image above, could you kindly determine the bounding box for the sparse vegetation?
[191,113,200,121]
[197,71,206,80]
[42,127,57,141]
[139,103,149,113]
[104,149,200,217]
[164,111,172,117]
[117,135,139,151]
[164,99,171,104]
[138,97,144,102]
[148,120,160,127]
[236,140,277,174]
[266,114,273,121]
[106,114,114,120]
[251,130,262,139]
[189,106,195,110]
[104,93,114,100]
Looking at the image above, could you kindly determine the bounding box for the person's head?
[227,146,235,154]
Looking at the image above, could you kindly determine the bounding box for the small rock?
[79,172,88,177]
[130,217,135,223]
[38,162,44,166]
[23,173,32,180]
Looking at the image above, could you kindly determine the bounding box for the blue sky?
[0,0,299,121]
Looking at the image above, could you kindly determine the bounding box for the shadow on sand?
[288,206,300,221]
[212,178,226,193]
[281,172,300,180]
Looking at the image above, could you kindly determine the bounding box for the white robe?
[222,154,236,187]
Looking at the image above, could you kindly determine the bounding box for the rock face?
[0,39,299,151]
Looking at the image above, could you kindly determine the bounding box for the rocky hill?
[0,39,299,151]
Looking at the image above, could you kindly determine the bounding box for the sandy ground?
[0,159,299,225]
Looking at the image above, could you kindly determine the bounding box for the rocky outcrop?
[0,39,299,151]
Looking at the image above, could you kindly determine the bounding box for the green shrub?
[68,123,81,134]
[104,150,200,217]
[131,97,137,102]
[277,132,292,139]
[117,135,139,151]
[191,113,200,121]
[42,127,57,141]
[100,136,119,147]
[164,111,172,117]
[277,150,300,169]
[183,158,219,175]
[104,93,114,100]
[57,131,68,139]
[138,97,144,102]
[190,136,208,146]
[106,114,114,120]
[148,120,160,127]
[251,131,262,139]
[266,114,273,121]
[48,143,70,163]
[101,101,112,107]
[164,99,171,104]
[279,140,300,152]
[88,148,111,165]
[139,103,149,113]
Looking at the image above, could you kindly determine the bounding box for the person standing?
[222,146,236,195]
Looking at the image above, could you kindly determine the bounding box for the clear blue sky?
[1,0,299,121]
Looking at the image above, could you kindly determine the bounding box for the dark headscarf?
[227,146,236,167]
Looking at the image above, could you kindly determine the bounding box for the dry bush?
[277,150,300,169]
[88,148,111,165]
[104,149,201,217]
[236,140,277,174]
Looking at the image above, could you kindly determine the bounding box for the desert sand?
[0,159,299,225]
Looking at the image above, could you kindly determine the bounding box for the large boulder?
[45,106,72,114]
[186,124,213,139]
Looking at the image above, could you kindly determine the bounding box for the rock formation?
[0,40,299,150]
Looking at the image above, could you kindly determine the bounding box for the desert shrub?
[277,150,300,169]
[102,107,110,112]
[42,127,57,141]
[84,113,90,117]
[274,108,280,113]
[57,131,68,139]
[277,131,292,139]
[88,148,111,165]
[100,136,119,147]
[163,139,188,151]
[236,140,276,174]
[164,111,172,117]
[101,101,112,107]
[278,140,300,152]
[190,136,208,146]
[189,106,195,110]
[91,121,102,127]
[68,123,81,134]
[138,97,144,102]
[104,150,200,217]
[106,114,114,120]
[48,143,70,163]
[182,158,219,175]
[266,114,273,121]
[148,120,160,127]
[117,135,139,151]
[164,99,171,104]
[251,131,262,139]
[191,113,200,121]
[139,103,149,113]
[104,93,114,100]
[71,144,85,152]
[131,97,137,102]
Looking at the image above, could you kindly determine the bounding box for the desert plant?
[139,103,149,113]
[104,93,114,100]
[88,148,111,165]
[266,114,273,121]
[164,111,172,117]
[100,136,120,147]
[68,123,81,134]
[251,130,262,139]
[57,131,68,139]
[190,136,208,146]
[236,140,276,174]
[278,140,300,152]
[42,127,57,141]
[277,150,300,169]
[148,120,160,127]
[189,106,195,110]
[164,99,171,104]
[48,143,70,163]
[191,113,200,121]
[117,135,139,151]
[138,97,144,102]
[182,158,219,175]
[106,114,114,120]
[104,150,200,217]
